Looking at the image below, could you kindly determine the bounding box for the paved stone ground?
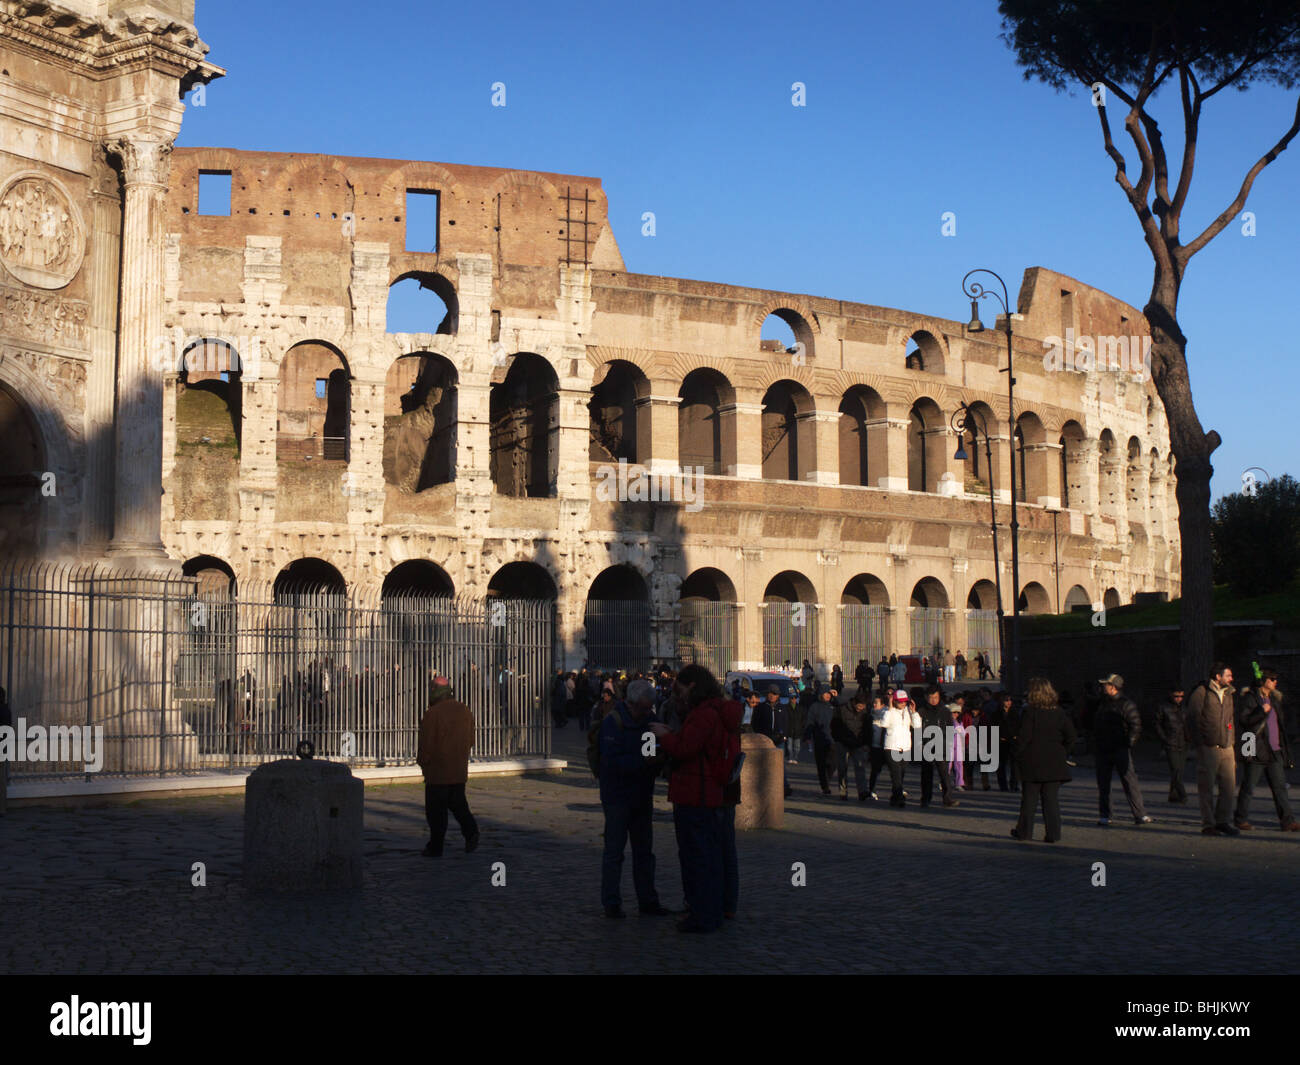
[1,729,1296,974]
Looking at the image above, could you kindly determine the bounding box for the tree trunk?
[1145,283,1218,689]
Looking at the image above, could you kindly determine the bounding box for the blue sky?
[179,0,1297,499]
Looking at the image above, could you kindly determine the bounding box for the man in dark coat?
[598,678,671,917]
[830,691,871,800]
[1093,673,1151,826]
[917,685,960,808]
[1154,687,1190,803]
[1189,662,1239,836]
[1234,669,1297,831]
[751,685,791,798]
[1011,679,1078,842]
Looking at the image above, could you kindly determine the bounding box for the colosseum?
[0,0,1180,694]
[146,147,1181,676]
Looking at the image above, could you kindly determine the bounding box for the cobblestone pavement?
[1,730,1296,974]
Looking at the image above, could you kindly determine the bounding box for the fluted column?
[105,133,172,561]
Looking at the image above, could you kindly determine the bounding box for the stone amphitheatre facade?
[0,1,1180,680]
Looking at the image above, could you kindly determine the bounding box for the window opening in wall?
[315,378,327,399]
[405,189,439,253]
[197,170,231,216]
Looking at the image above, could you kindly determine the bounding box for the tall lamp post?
[962,268,1021,696]
[951,402,1005,682]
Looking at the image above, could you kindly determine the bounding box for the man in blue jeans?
[598,679,671,918]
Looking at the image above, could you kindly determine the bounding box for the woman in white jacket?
[880,690,921,807]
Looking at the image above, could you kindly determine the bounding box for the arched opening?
[904,330,944,375]
[178,339,242,449]
[907,398,945,493]
[966,579,998,610]
[584,565,650,672]
[183,555,236,596]
[761,309,814,362]
[965,578,1000,676]
[678,368,734,475]
[383,353,457,491]
[386,271,457,334]
[840,573,889,672]
[1126,436,1146,527]
[0,382,45,558]
[1148,447,1163,539]
[487,561,557,600]
[761,380,816,481]
[1098,429,1121,517]
[1015,412,1047,504]
[1064,584,1091,612]
[381,559,454,599]
[1017,581,1051,614]
[678,568,739,680]
[490,353,558,498]
[838,385,885,488]
[909,577,948,660]
[959,400,998,496]
[277,342,350,462]
[762,570,818,670]
[273,558,347,598]
[1059,420,1085,509]
[590,360,648,465]
[1103,587,1122,611]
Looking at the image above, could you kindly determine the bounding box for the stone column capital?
[105,134,174,189]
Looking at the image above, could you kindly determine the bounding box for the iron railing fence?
[582,600,653,674]
[840,605,890,678]
[0,562,552,780]
[675,601,738,678]
[761,602,821,672]
[909,607,947,662]
[964,609,1001,677]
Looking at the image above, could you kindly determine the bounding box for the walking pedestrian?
[648,664,742,934]
[417,675,479,857]
[948,704,967,790]
[1093,673,1152,826]
[752,685,792,798]
[830,690,871,800]
[879,690,919,807]
[1010,677,1077,842]
[598,678,671,917]
[0,685,10,816]
[917,684,960,808]
[807,686,838,795]
[1155,686,1190,803]
[1189,662,1239,836]
[1233,668,1297,832]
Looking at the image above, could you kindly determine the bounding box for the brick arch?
[753,364,818,399]
[892,319,952,359]
[486,169,564,203]
[588,345,656,384]
[268,154,366,198]
[751,297,822,336]
[380,334,459,376]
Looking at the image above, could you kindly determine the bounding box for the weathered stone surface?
[243,759,363,893]
[735,733,783,831]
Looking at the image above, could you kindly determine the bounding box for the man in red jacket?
[649,664,742,934]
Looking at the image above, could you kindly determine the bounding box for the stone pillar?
[928,423,963,498]
[880,416,910,492]
[83,172,122,553]
[239,376,278,529]
[1031,441,1063,508]
[721,395,763,479]
[1149,463,1166,541]
[555,380,594,502]
[987,432,1012,505]
[104,134,173,563]
[806,409,841,484]
[1066,437,1099,516]
[636,391,680,474]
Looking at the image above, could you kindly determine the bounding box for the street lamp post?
[951,402,1005,682]
[962,268,1021,697]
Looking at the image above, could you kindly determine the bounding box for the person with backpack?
[597,678,671,918]
[648,664,743,934]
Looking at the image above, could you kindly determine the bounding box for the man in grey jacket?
[1188,662,1239,836]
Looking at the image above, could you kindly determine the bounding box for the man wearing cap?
[1093,673,1152,826]
[417,675,480,857]
[1155,686,1190,803]
[752,685,791,798]
[879,689,920,807]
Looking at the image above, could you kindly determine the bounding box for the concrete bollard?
[735,732,783,830]
[243,757,364,893]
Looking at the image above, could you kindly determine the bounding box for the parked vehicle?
[724,671,798,726]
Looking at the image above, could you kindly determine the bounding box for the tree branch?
[1096,103,1172,274]
[1182,94,1300,261]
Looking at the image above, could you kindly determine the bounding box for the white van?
[724,671,799,726]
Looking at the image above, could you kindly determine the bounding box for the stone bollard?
[243,754,364,893]
[735,732,783,830]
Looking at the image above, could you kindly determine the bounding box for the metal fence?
[909,607,947,660]
[761,602,820,670]
[840,605,889,674]
[965,609,1001,676]
[582,600,652,674]
[0,562,552,779]
[676,601,738,677]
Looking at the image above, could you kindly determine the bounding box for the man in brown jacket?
[1188,662,1239,837]
[417,675,479,856]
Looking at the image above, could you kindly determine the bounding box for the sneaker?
[943,798,960,808]
[1215,823,1240,836]
[869,792,878,801]
[1064,760,1077,768]
[1135,816,1153,825]
[1201,826,1220,836]
[1234,821,1253,831]
[902,790,909,798]
[1281,822,1299,832]
[421,842,443,857]
[1096,817,1110,826]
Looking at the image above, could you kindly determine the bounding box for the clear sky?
[178,0,1297,499]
